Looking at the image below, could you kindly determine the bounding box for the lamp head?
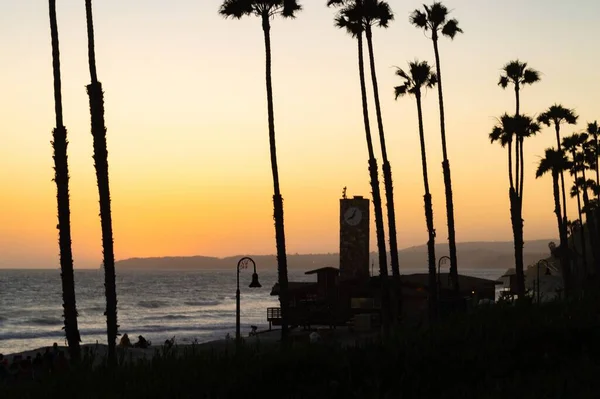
[249,272,262,288]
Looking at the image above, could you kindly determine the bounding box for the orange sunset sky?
[0,1,599,268]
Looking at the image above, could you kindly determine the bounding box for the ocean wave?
[183,300,220,307]
[142,315,191,321]
[29,317,63,326]
[137,300,169,309]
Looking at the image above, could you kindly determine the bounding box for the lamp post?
[236,257,261,344]
[536,259,551,305]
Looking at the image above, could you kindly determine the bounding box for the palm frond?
[219,0,254,19]
[282,0,302,18]
[409,9,428,29]
[498,76,509,89]
[522,68,540,85]
[394,85,409,100]
[428,1,448,27]
[441,18,462,39]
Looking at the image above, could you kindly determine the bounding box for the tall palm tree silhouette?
[489,114,540,297]
[586,121,600,201]
[394,60,438,319]
[575,143,600,275]
[328,0,391,332]
[85,0,118,366]
[360,0,401,287]
[536,148,572,295]
[496,60,540,299]
[48,0,81,361]
[538,105,579,230]
[563,133,590,279]
[219,0,302,343]
[410,2,462,294]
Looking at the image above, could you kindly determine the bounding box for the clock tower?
[339,195,370,281]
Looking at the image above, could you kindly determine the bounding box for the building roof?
[305,267,339,275]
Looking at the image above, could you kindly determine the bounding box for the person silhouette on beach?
[119,333,132,348]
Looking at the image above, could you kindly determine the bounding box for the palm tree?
[219,0,301,343]
[410,2,462,294]
[496,60,540,299]
[563,133,589,279]
[498,60,540,116]
[85,0,118,366]
[536,148,572,295]
[328,0,391,332]
[587,121,600,201]
[489,114,540,297]
[538,105,579,230]
[48,0,81,361]
[359,0,401,287]
[576,146,600,275]
[394,60,438,319]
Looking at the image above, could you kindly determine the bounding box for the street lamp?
[236,257,261,343]
[536,259,551,304]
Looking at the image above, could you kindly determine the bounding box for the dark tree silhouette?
[394,60,438,319]
[219,0,302,344]
[536,148,572,296]
[48,0,81,361]
[410,2,462,294]
[586,121,600,201]
[328,0,391,333]
[489,114,540,297]
[538,105,578,231]
[563,133,590,280]
[497,60,540,299]
[85,0,118,366]
[575,146,600,275]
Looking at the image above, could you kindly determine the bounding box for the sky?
[0,1,599,268]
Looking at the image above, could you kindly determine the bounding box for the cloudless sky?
[0,1,599,268]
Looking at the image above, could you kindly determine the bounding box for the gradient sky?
[0,1,599,268]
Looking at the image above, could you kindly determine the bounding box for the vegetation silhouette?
[575,145,600,275]
[497,60,541,298]
[394,60,438,320]
[538,106,578,232]
[85,0,119,367]
[218,0,303,345]
[410,2,462,295]
[587,121,600,201]
[563,133,590,279]
[536,148,572,295]
[48,0,81,362]
[489,113,540,298]
[327,0,391,333]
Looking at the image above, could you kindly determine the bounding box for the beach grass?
[2,297,599,398]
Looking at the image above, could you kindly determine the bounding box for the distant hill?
[116,239,556,271]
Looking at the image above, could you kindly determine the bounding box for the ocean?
[0,268,506,355]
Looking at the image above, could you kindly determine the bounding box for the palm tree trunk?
[357,31,389,334]
[262,15,289,344]
[553,173,571,296]
[365,26,400,320]
[85,0,118,366]
[49,0,81,362]
[432,37,459,295]
[554,125,568,225]
[596,137,600,202]
[416,92,437,320]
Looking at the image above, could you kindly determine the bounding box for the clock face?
[344,206,362,226]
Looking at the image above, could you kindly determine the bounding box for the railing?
[267,307,281,321]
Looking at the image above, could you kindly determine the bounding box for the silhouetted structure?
[268,195,499,329]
